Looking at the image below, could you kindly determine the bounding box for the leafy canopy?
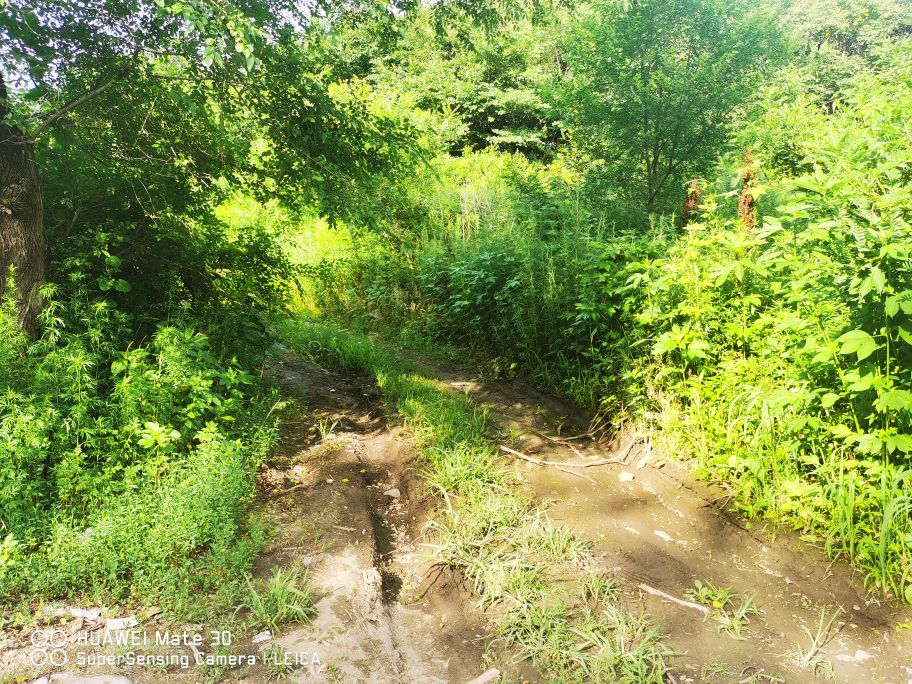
[560,0,785,218]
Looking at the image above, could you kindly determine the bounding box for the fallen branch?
[556,466,597,484]
[637,583,709,615]
[536,431,584,457]
[465,669,501,684]
[500,444,622,468]
[554,427,596,442]
[555,411,612,441]
[615,435,643,463]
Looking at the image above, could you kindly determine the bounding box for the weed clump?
[245,566,316,634]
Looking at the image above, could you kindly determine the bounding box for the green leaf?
[820,392,840,408]
[762,216,782,231]
[831,424,854,439]
[876,390,912,412]
[895,435,912,454]
[686,338,710,360]
[896,324,912,346]
[899,293,912,315]
[855,432,883,454]
[837,329,878,361]
[871,266,887,295]
[848,373,875,392]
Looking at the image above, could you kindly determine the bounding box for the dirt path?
[414,360,912,684]
[254,354,489,683]
[2,355,489,684]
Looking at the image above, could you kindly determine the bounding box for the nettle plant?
[631,43,912,600]
[770,44,912,464]
[760,49,912,598]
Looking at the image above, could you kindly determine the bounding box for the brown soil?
[420,363,912,684]
[243,354,490,683]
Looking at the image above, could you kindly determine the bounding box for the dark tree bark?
[0,74,45,337]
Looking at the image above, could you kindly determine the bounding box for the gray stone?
[48,674,133,684]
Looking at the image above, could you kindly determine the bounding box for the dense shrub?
[301,42,912,602]
[0,284,278,610]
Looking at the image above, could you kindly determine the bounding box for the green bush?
[297,41,912,603]
[0,284,279,611]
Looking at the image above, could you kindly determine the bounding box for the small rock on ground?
[35,675,133,684]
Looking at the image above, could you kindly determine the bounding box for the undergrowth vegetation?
[279,319,671,682]
[299,38,912,603]
[6,0,912,665]
[1,0,423,619]
[0,281,280,616]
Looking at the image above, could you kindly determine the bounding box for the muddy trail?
[410,354,912,684]
[11,347,912,684]
[255,354,490,683]
[1,355,491,684]
[254,348,912,683]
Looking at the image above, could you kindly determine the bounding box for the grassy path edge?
[277,319,671,684]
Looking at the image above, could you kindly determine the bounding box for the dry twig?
[637,583,710,615]
[500,444,622,468]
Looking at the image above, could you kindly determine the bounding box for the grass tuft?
[245,566,315,634]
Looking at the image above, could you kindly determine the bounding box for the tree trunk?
[0,75,45,337]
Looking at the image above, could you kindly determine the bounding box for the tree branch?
[29,56,138,140]
[30,77,120,140]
